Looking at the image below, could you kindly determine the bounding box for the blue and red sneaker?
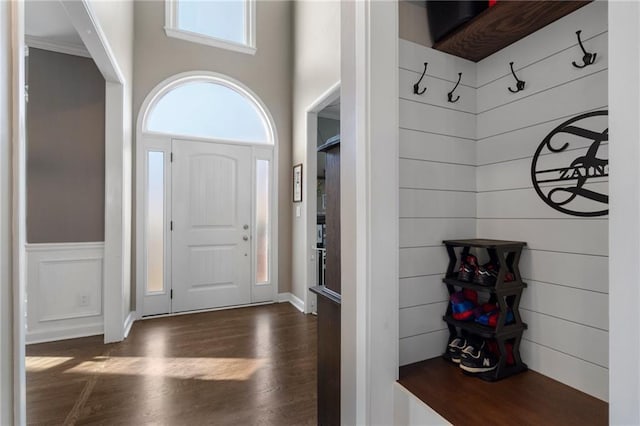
[475,308,514,327]
[450,291,475,321]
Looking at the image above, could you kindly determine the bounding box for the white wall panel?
[477,218,608,256]
[26,242,104,343]
[400,189,476,218]
[521,309,608,368]
[520,339,608,402]
[400,218,475,248]
[399,302,447,339]
[399,247,449,279]
[477,182,608,219]
[399,275,449,309]
[400,128,475,166]
[400,99,476,140]
[520,249,608,294]
[399,329,449,367]
[521,280,608,331]
[478,70,608,140]
[400,159,475,191]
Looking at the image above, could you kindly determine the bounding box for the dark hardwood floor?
[27,303,317,426]
[399,357,608,426]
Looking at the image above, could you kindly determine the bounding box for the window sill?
[164,27,257,56]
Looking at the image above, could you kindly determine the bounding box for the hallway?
[26,304,317,425]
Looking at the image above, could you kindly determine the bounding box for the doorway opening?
[303,83,340,314]
[136,72,279,316]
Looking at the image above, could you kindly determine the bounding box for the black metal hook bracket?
[572,30,597,68]
[413,62,428,95]
[447,72,462,103]
[508,62,525,93]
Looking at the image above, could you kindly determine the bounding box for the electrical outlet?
[78,294,90,307]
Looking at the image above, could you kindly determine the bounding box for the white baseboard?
[278,292,305,312]
[124,311,136,339]
[26,322,103,345]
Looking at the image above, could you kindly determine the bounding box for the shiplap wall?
[398,1,608,401]
[398,41,477,366]
[476,2,608,401]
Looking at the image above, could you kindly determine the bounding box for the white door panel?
[172,140,252,312]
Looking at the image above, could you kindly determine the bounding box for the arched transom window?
[144,76,274,145]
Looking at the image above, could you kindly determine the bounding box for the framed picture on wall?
[293,163,303,202]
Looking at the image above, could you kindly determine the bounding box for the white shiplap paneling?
[519,248,608,294]
[400,159,475,191]
[400,218,475,248]
[400,128,475,166]
[399,275,449,309]
[397,2,608,402]
[400,189,476,219]
[399,329,449,367]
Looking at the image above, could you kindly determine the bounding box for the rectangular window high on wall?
[256,159,270,284]
[165,0,256,55]
[146,151,165,293]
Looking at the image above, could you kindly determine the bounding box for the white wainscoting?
[26,242,104,343]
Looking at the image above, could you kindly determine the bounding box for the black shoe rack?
[442,238,528,381]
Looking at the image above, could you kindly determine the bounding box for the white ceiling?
[25,0,85,48]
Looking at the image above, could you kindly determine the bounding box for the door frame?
[135,71,279,318]
[304,82,340,314]
[9,0,129,422]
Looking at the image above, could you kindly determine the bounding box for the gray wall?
[133,0,293,294]
[399,1,432,47]
[291,0,340,305]
[26,48,105,243]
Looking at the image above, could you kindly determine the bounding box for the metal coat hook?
[572,30,597,68]
[508,62,525,93]
[447,72,462,103]
[413,62,428,95]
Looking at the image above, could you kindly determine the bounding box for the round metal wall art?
[531,110,608,217]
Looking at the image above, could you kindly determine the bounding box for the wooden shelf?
[399,358,608,424]
[433,1,591,62]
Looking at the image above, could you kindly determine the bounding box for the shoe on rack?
[472,302,496,320]
[475,309,514,328]
[473,262,499,286]
[460,341,498,373]
[458,254,479,282]
[446,336,467,364]
[450,291,475,321]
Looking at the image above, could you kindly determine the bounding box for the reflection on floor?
[27,303,317,425]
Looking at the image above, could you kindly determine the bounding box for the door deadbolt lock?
[243,224,249,230]
[243,236,249,241]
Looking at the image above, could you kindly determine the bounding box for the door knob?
[243,224,249,230]
[243,236,249,241]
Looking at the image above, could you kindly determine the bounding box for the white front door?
[171,139,252,313]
